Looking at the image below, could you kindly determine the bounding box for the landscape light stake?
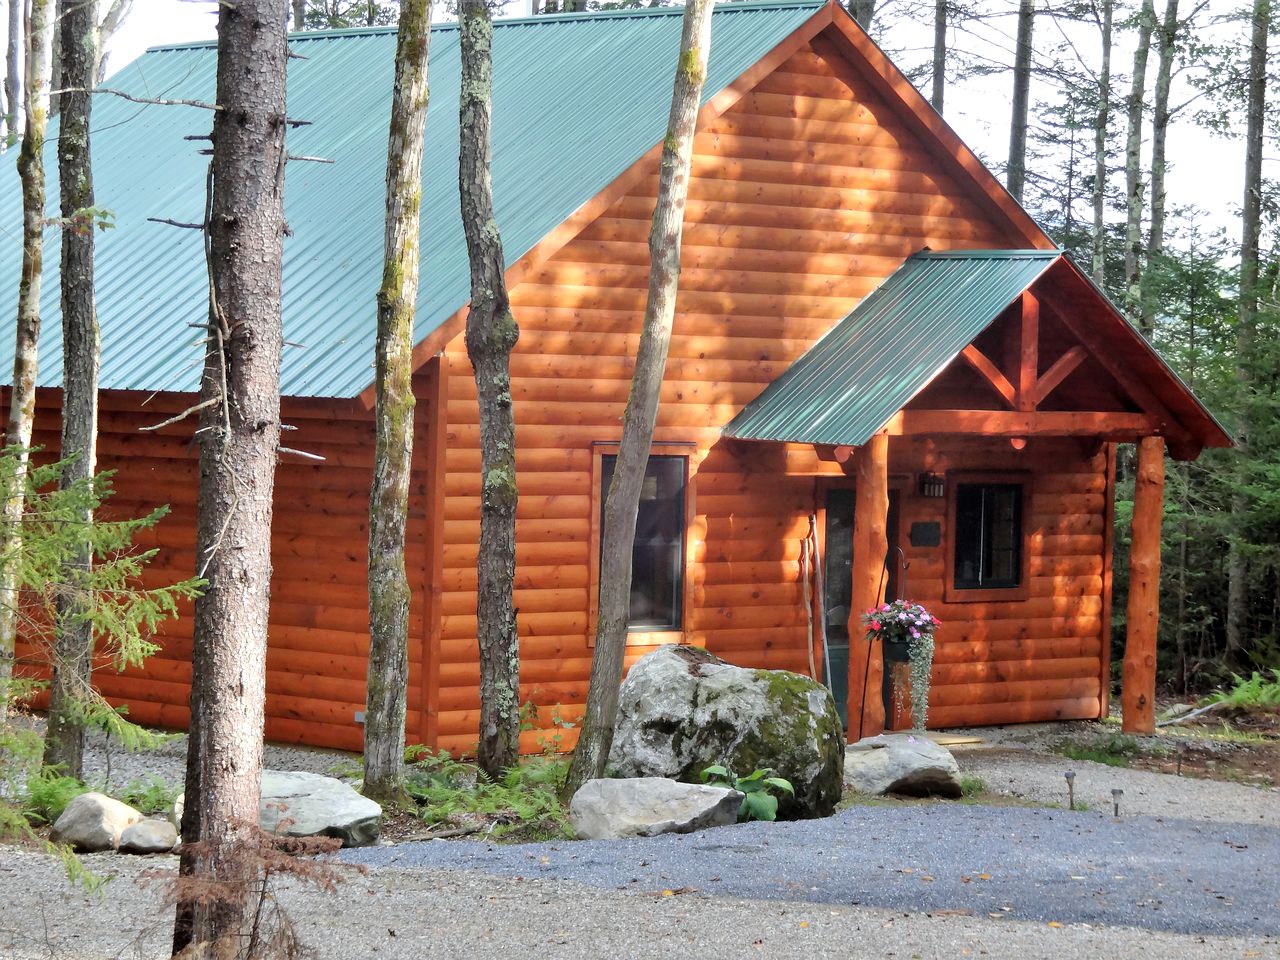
[1176,742,1186,776]
[1064,770,1076,810]
[1111,788,1123,817]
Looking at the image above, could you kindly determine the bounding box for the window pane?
[954,482,1022,591]
[601,455,686,630]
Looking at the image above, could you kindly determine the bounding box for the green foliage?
[404,751,571,841]
[518,700,576,755]
[22,769,88,824]
[1,449,202,748]
[959,774,987,799]
[1057,734,1143,768]
[115,774,180,815]
[700,764,795,822]
[1204,670,1280,709]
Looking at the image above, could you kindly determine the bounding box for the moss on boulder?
[608,645,844,817]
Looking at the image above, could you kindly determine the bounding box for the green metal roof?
[723,249,1063,447]
[0,0,824,397]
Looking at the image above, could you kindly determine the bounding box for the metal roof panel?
[0,0,824,397]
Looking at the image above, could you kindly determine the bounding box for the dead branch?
[1155,700,1229,727]
[278,447,325,461]
[147,217,205,230]
[139,397,219,432]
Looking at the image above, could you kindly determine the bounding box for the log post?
[1122,435,1164,734]
[848,431,889,741]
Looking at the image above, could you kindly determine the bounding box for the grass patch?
[959,774,986,798]
[1057,733,1145,767]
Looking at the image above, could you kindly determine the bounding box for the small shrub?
[959,774,986,799]
[1204,670,1280,710]
[23,770,88,825]
[116,775,179,815]
[700,765,795,822]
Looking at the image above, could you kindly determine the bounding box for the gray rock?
[172,770,382,847]
[608,645,844,817]
[569,778,743,840]
[844,733,962,798]
[50,792,143,852]
[119,818,178,854]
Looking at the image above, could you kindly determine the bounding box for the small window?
[599,454,686,631]
[953,483,1023,591]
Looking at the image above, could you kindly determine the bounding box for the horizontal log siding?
[888,438,1108,728]
[12,385,440,753]
[437,39,1027,754]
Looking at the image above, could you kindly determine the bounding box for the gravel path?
[953,743,1280,827]
[2,848,1277,960]
[343,804,1280,938]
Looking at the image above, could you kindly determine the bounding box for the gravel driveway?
[343,803,1280,938]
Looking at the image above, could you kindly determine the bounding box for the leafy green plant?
[115,775,179,815]
[1204,670,1280,710]
[700,764,795,822]
[404,755,570,841]
[959,774,987,799]
[518,700,578,756]
[22,769,87,825]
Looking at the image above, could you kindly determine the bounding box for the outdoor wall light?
[919,472,945,498]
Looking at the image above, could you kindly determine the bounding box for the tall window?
[953,483,1023,591]
[600,455,686,631]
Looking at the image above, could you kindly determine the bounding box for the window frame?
[588,442,696,647]
[944,471,1031,604]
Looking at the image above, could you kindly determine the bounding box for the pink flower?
[870,620,881,630]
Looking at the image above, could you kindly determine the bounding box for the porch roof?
[722,249,1232,456]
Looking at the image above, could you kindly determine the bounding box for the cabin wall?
[12,373,445,753]
[437,34,1030,755]
[885,437,1109,727]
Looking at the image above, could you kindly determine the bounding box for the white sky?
[103,0,1250,248]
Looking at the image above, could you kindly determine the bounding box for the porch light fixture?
[919,472,945,498]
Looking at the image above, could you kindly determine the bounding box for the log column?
[847,431,889,741]
[1122,435,1164,734]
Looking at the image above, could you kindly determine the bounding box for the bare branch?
[278,447,326,461]
[148,217,206,230]
[139,397,219,432]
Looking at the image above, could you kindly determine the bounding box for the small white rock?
[569,777,743,840]
[119,818,179,854]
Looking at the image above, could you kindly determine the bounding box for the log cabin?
[0,0,1230,755]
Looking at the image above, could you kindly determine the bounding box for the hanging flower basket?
[861,599,940,731]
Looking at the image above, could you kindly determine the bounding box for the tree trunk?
[1140,0,1178,332]
[95,0,133,82]
[1123,0,1154,326]
[4,0,19,144]
[42,0,100,778]
[172,0,289,952]
[848,0,874,30]
[562,0,716,801]
[1090,0,1113,287]
[293,0,306,29]
[364,0,429,807]
[931,0,946,112]
[1007,0,1034,203]
[459,0,521,779]
[0,0,52,723]
[1226,0,1269,659]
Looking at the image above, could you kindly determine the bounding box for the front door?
[821,487,901,731]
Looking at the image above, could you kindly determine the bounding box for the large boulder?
[50,792,143,852]
[844,733,962,798]
[174,771,382,848]
[119,818,179,854]
[608,645,844,818]
[569,777,743,840]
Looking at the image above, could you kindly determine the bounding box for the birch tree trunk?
[364,0,429,807]
[94,0,132,82]
[1140,0,1178,331]
[0,0,52,723]
[1090,0,1113,287]
[1123,0,1154,326]
[459,0,520,778]
[563,0,715,801]
[931,0,946,112]
[3,0,19,144]
[42,0,100,778]
[1226,0,1269,659]
[172,0,289,951]
[848,0,874,30]
[1007,0,1034,203]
